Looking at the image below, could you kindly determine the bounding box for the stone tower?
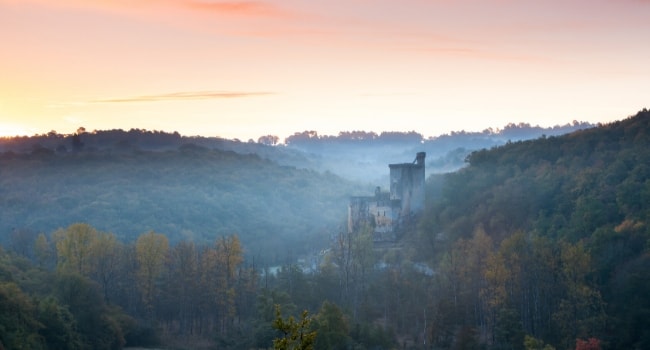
[389,152,426,218]
[348,152,426,241]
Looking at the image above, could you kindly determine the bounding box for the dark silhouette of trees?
[258,135,280,145]
[72,133,84,152]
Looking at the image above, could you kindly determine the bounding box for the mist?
[5,112,649,349]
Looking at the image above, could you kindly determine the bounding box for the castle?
[348,152,426,241]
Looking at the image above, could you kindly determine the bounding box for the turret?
[415,152,426,166]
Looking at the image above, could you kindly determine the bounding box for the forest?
[0,120,594,183]
[0,145,359,265]
[0,109,648,349]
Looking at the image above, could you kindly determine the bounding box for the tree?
[34,232,54,268]
[89,232,122,304]
[464,227,494,332]
[72,130,84,152]
[0,282,43,349]
[215,235,243,290]
[255,290,296,348]
[553,241,605,349]
[37,297,82,349]
[258,135,280,145]
[9,228,37,258]
[272,305,317,350]
[135,230,169,319]
[54,272,125,349]
[162,240,199,336]
[330,224,375,319]
[493,308,525,350]
[523,335,555,350]
[483,250,509,343]
[53,223,98,275]
[312,301,350,350]
[212,235,243,332]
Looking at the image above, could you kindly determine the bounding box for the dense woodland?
[0,121,594,183]
[0,145,359,265]
[0,110,648,349]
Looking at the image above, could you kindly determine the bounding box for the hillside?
[282,121,595,182]
[420,109,649,246]
[0,121,594,185]
[0,110,648,349]
[415,108,650,349]
[0,145,361,263]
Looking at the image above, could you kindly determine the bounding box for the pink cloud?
[185,1,300,19]
[92,91,275,103]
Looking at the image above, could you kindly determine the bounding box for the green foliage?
[0,282,43,349]
[417,109,650,348]
[523,335,555,350]
[553,242,605,348]
[37,297,83,349]
[349,322,395,350]
[254,290,296,348]
[53,223,98,275]
[34,233,54,268]
[0,111,648,349]
[272,305,317,350]
[312,301,350,350]
[0,146,358,263]
[53,272,126,349]
[494,308,525,350]
[135,230,169,318]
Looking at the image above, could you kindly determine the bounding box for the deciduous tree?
[135,230,169,319]
[53,223,98,275]
[89,232,122,303]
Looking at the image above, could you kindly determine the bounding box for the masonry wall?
[348,153,425,241]
[389,162,425,216]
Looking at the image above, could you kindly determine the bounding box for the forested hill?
[0,120,595,184]
[0,145,361,263]
[416,108,650,348]
[421,108,649,244]
[282,121,595,182]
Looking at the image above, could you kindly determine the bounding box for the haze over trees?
[0,143,359,265]
[0,120,594,183]
[0,110,647,349]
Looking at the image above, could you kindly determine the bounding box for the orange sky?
[1,0,649,140]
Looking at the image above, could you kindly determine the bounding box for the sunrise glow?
[1,0,648,140]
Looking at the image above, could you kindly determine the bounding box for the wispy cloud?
[91,91,275,103]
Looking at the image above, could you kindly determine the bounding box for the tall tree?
[465,227,494,333]
[312,301,350,350]
[254,290,295,348]
[215,235,243,332]
[198,234,244,334]
[89,232,122,304]
[553,241,605,349]
[329,224,375,319]
[163,240,199,336]
[135,230,169,319]
[53,223,98,275]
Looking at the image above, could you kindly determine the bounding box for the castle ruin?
[348,152,426,241]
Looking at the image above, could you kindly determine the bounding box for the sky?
[1,0,649,141]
